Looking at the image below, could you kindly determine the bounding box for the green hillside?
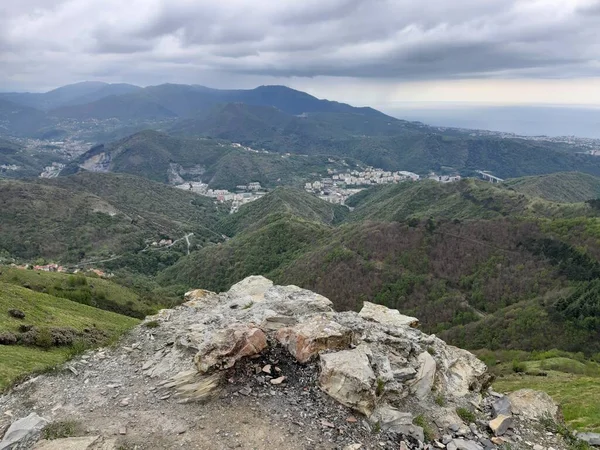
[0,172,227,263]
[345,179,593,222]
[505,172,600,203]
[63,130,352,189]
[0,267,154,318]
[218,187,348,236]
[0,281,138,390]
[159,183,600,358]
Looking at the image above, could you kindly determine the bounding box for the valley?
[2,81,600,449]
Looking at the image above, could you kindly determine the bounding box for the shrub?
[43,420,78,440]
[511,360,526,373]
[434,394,447,406]
[8,309,25,319]
[0,332,17,345]
[413,414,435,442]
[456,407,476,424]
[50,327,78,346]
[35,328,54,350]
[376,378,385,397]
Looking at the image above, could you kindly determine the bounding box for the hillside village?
[305,167,461,204]
[175,181,267,212]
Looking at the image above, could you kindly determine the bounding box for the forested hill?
[0,172,228,263]
[505,172,600,203]
[157,182,600,357]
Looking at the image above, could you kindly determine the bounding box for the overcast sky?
[1,0,600,106]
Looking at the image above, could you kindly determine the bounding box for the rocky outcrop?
[0,276,578,450]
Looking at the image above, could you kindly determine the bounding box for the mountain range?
[3,82,600,182]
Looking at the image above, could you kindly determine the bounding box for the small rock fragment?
[270,376,286,385]
[489,414,513,436]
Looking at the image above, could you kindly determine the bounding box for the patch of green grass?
[42,420,79,440]
[143,320,160,328]
[413,414,435,442]
[0,267,153,319]
[0,346,69,391]
[434,394,447,406]
[0,282,138,390]
[376,378,385,397]
[456,407,476,424]
[495,373,600,432]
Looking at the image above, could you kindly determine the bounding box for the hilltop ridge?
[0,277,571,449]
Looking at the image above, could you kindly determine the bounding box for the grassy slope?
[0,267,154,318]
[505,172,600,203]
[484,352,600,432]
[0,281,138,389]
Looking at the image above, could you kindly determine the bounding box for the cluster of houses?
[39,162,66,178]
[175,181,267,213]
[304,167,463,205]
[305,168,421,192]
[8,263,111,278]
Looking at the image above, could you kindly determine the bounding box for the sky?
[1,0,600,108]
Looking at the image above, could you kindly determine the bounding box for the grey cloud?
[1,0,599,91]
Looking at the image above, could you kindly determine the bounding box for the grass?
[0,282,139,390]
[0,346,70,391]
[482,350,600,432]
[413,414,435,442]
[494,373,600,432]
[456,407,476,424]
[42,420,79,440]
[0,267,153,318]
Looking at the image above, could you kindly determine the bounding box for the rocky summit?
[0,277,572,449]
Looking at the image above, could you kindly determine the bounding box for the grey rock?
[491,396,512,418]
[410,351,436,399]
[479,438,494,450]
[577,432,600,446]
[369,406,423,442]
[319,345,376,416]
[0,413,49,450]
[508,390,559,421]
[358,302,419,328]
[447,439,484,450]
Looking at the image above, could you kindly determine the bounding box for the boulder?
[508,389,560,421]
[410,351,436,399]
[319,345,376,416]
[447,439,484,450]
[226,276,273,301]
[577,432,600,446]
[369,406,423,442]
[488,414,513,436]
[358,302,419,328]
[276,316,353,363]
[491,396,512,418]
[0,413,48,450]
[183,289,214,304]
[193,324,267,373]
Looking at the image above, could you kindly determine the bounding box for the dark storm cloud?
[1,0,599,90]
